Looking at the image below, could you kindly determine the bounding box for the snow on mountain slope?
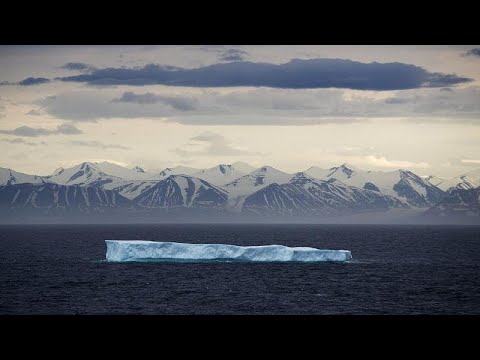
[231,162,256,174]
[307,164,444,207]
[0,183,131,214]
[132,166,145,173]
[134,175,228,209]
[158,166,200,178]
[304,166,332,180]
[425,187,480,217]
[0,167,49,186]
[423,175,444,186]
[437,168,480,192]
[192,164,247,186]
[47,161,160,188]
[85,161,159,181]
[242,172,406,216]
[223,166,293,209]
[46,162,126,187]
[104,180,159,200]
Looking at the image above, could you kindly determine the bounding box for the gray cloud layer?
[56,58,472,90]
[1,77,51,86]
[61,62,96,72]
[38,86,480,125]
[465,48,480,57]
[0,137,46,146]
[219,49,248,62]
[69,140,131,150]
[0,123,83,137]
[112,92,197,110]
[18,77,51,86]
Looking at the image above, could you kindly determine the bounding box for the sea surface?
[1,224,479,314]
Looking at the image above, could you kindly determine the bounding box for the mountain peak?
[51,167,64,176]
[231,161,255,174]
[257,165,277,173]
[339,163,357,170]
[132,166,145,173]
[329,163,357,177]
[290,172,318,184]
[218,164,233,174]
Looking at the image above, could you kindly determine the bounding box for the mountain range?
[1,161,479,222]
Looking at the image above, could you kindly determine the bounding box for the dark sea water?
[1,224,479,314]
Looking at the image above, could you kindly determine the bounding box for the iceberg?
[105,240,352,263]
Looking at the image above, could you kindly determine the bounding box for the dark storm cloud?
[56,59,472,90]
[112,91,197,110]
[1,77,51,86]
[464,48,480,57]
[61,62,95,71]
[219,49,249,62]
[18,77,51,86]
[0,123,83,137]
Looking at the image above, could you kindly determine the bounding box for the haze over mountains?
[0,161,479,223]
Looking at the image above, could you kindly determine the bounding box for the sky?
[0,45,479,177]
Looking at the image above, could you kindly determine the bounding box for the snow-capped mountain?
[92,162,159,180]
[224,166,292,196]
[242,172,406,216]
[46,162,126,188]
[305,164,444,207]
[223,166,293,209]
[46,161,162,192]
[0,167,49,186]
[192,164,248,186]
[9,161,480,220]
[158,166,200,178]
[47,161,161,184]
[134,175,228,209]
[304,163,358,181]
[0,183,131,214]
[425,187,480,217]
[436,168,480,192]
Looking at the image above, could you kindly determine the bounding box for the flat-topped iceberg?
[105,240,352,263]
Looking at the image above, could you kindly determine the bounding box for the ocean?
[1,224,479,314]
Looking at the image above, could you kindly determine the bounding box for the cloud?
[56,58,471,90]
[69,140,131,150]
[443,158,480,169]
[1,77,51,86]
[18,77,50,86]
[464,48,480,57]
[61,62,95,72]
[173,132,260,157]
[38,86,480,125]
[363,155,430,169]
[26,109,42,116]
[0,137,46,146]
[320,146,432,170]
[0,123,83,137]
[461,159,480,165]
[112,91,197,110]
[56,123,83,134]
[219,49,248,62]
